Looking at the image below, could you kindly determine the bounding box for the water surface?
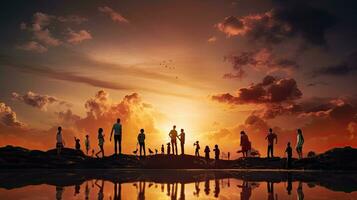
[0,170,356,200]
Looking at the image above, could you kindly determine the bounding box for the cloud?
[207,36,217,43]
[212,75,302,105]
[66,29,92,44]
[57,15,88,24]
[223,48,299,79]
[16,41,48,53]
[98,6,129,23]
[312,51,357,77]
[216,2,335,46]
[30,12,61,46]
[0,102,24,127]
[12,91,69,111]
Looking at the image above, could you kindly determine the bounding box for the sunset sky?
[0,0,356,158]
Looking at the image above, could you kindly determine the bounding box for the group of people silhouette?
[56,118,305,167]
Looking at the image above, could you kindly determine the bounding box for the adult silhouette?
[178,129,185,155]
[110,118,122,155]
[137,129,146,157]
[265,128,277,158]
[240,131,250,157]
[169,125,178,155]
[95,128,105,158]
[296,129,305,159]
[204,146,210,160]
[194,141,200,157]
[84,135,90,155]
[213,145,220,160]
[56,126,64,156]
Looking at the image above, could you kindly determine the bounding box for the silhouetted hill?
[0,145,357,170]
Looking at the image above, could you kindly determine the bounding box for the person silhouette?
[204,146,210,160]
[155,149,158,155]
[178,129,185,155]
[114,182,122,200]
[240,131,250,158]
[194,141,200,157]
[167,143,171,155]
[213,145,220,160]
[161,144,165,154]
[56,186,64,200]
[179,183,185,200]
[296,129,304,159]
[85,135,90,155]
[297,182,304,200]
[285,142,293,169]
[95,128,105,158]
[137,129,146,157]
[56,126,64,156]
[169,125,178,155]
[214,178,220,198]
[95,180,105,200]
[110,118,123,156]
[265,128,277,158]
[74,137,81,151]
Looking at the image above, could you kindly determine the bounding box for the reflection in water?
[1,170,357,200]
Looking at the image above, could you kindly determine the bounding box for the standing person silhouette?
[56,126,64,156]
[285,142,293,169]
[137,129,146,157]
[194,141,200,157]
[296,129,304,159]
[167,143,171,155]
[213,145,220,160]
[178,129,185,155]
[161,144,165,154]
[204,146,210,160]
[169,125,178,155]
[84,134,90,155]
[265,128,278,158]
[240,131,250,158]
[95,128,105,158]
[74,137,81,151]
[110,118,122,156]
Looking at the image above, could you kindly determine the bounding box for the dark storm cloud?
[312,51,357,77]
[223,48,299,79]
[217,1,336,46]
[212,75,302,105]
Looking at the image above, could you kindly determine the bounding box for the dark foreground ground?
[0,145,357,170]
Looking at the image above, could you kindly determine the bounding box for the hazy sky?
[0,0,357,158]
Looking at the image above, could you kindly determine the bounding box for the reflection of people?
[285,142,293,169]
[56,186,64,200]
[167,183,171,196]
[171,183,178,200]
[193,181,200,197]
[237,181,251,200]
[169,125,178,155]
[204,146,210,160]
[138,182,146,200]
[267,182,277,200]
[296,129,304,159]
[204,179,210,195]
[85,181,90,200]
[95,180,105,200]
[95,128,105,158]
[56,126,64,156]
[74,184,80,196]
[194,141,200,157]
[110,118,122,155]
[214,178,220,198]
[297,182,304,200]
[137,129,146,157]
[161,183,164,192]
[178,129,185,155]
[265,128,277,158]
[114,182,122,200]
[179,183,185,200]
[286,173,292,195]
